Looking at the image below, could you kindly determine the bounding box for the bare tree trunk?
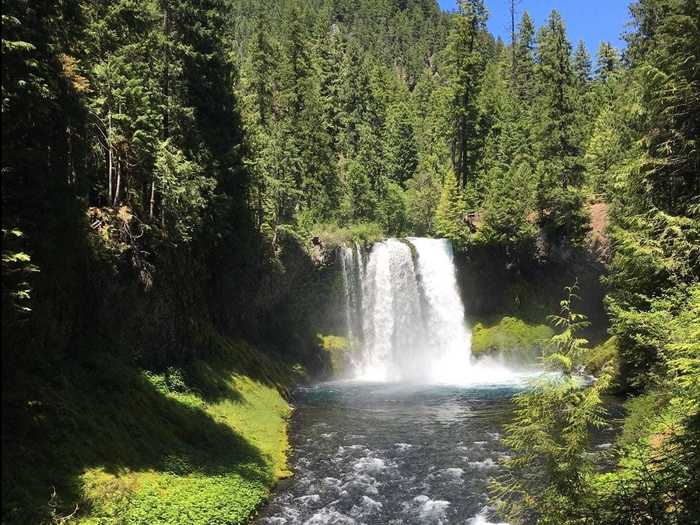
[113,157,121,207]
[107,111,113,204]
[163,1,170,140]
[149,180,156,219]
[67,125,75,185]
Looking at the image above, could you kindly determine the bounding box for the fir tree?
[443,0,487,188]
[533,10,588,245]
[595,42,620,81]
[434,169,467,245]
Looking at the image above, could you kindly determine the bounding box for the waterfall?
[410,238,472,384]
[339,237,473,383]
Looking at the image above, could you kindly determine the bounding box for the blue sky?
[437,0,633,53]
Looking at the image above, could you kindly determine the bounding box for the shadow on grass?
[178,335,296,403]
[1,349,273,525]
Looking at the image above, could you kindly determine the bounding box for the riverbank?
[2,338,301,525]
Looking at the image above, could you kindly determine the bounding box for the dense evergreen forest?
[2,0,698,524]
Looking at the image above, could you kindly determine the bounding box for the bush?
[471,316,553,365]
[312,222,384,250]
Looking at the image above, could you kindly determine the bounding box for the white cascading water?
[340,237,522,384]
[410,238,473,384]
[360,239,426,381]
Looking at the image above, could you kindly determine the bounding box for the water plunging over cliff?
[340,237,480,383]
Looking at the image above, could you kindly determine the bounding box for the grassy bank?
[2,338,299,525]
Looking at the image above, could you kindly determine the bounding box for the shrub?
[471,317,553,365]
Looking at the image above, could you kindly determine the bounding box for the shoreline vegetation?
[5,339,298,525]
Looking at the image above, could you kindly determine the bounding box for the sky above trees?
[439,0,631,50]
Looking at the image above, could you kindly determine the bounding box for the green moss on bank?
[584,336,619,376]
[319,335,350,378]
[471,316,553,364]
[2,339,296,525]
[312,222,384,250]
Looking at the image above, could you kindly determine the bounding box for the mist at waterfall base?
[339,237,537,386]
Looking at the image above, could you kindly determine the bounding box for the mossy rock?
[584,335,619,376]
[471,316,553,365]
[318,335,352,377]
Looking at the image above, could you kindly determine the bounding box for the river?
[257,379,523,524]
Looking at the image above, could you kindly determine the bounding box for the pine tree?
[405,159,442,235]
[278,4,338,223]
[384,100,418,185]
[493,285,613,524]
[434,169,467,245]
[512,11,536,102]
[314,17,345,149]
[443,0,487,188]
[595,42,619,81]
[533,10,588,245]
[573,40,592,86]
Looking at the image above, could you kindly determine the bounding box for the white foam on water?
[442,467,464,478]
[302,508,356,525]
[350,495,383,518]
[467,507,509,525]
[468,458,498,470]
[295,494,321,506]
[259,518,287,525]
[352,457,386,474]
[409,495,451,523]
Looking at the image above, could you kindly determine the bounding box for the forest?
[1,0,698,524]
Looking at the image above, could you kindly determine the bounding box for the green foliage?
[531,11,589,246]
[476,164,537,248]
[471,317,553,365]
[442,0,487,188]
[585,284,699,524]
[493,287,614,524]
[154,140,215,242]
[584,336,619,376]
[312,222,384,251]
[1,228,39,320]
[405,165,442,235]
[2,340,293,525]
[434,169,468,245]
[378,180,409,236]
[3,0,700,522]
[545,283,591,374]
[499,373,613,524]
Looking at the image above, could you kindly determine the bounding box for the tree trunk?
[113,157,121,207]
[107,111,113,204]
[149,180,156,219]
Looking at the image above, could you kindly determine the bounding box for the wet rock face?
[454,243,608,344]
